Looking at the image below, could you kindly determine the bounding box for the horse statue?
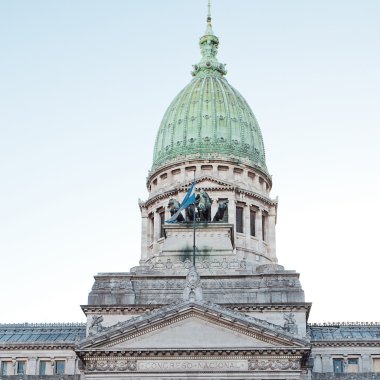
[213,199,229,222]
[185,198,199,222]
[167,198,185,222]
[197,189,212,222]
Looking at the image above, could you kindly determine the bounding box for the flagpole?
[192,170,196,267]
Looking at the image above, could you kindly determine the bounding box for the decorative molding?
[86,359,137,372]
[309,322,380,327]
[248,357,300,371]
[310,341,380,348]
[81,303,312,315]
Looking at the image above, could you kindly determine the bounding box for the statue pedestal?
[162,222,234,257]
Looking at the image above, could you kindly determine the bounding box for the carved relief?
[86,359,137,372]
[150,257,250,272]
[248,358,300,371]
[88,315,104,336]
[283,313,298,335]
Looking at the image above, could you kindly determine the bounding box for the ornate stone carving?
[147,257,252,273]
[283,312,298,335]
[88,315,104,336]
[87,359,137,372]
[248,358,300,371]
[183,266,203,301]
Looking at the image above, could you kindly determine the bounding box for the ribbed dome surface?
[152,18,268,173]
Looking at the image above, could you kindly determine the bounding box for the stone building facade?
[1,5,378,380]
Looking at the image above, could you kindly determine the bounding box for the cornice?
[311,341,380,348]
[77,349,308,357]
[0,343,77,350]
[142,177,276,209]
[81,303,312,315]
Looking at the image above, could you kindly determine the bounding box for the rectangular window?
[17,361,26,375]
[373,358,380,372]
[159,211,165,238]
[1,362,9,376]
[39,360,48,375]
[55,360,65,375]
[347,358,359,373]
[236,206,243,233]
[262,214,266,241]
[333,358,344,373]
[250,210,256,236]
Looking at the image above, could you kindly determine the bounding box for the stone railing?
[312,373,380,380]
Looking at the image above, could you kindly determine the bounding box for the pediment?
[181,175,234,191]
[78,301,309,352]
[110,316,274,349]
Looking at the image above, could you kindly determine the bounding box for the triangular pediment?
[78,301,309,352]
[181,175,234,191]
[110,316,274,349]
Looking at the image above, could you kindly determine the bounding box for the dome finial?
[191,0,227,77]
[205,0,214,36]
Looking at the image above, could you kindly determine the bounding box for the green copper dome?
[152,10,267,173]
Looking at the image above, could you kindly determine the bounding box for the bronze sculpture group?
[168,189,228,223]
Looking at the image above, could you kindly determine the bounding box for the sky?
[0,0,379,324]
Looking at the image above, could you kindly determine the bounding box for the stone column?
[313,355,322,373]
[140,207,148,261]
[256,209,264,256]
[257,209,263,241]
[244,204,250,248]
[362,354,371,372]
[153,210,161,255]
[229,199,237,237]
[267,207,277,261]
[28,357,37,375]
[321,355,331,372]
[66,356,77,375]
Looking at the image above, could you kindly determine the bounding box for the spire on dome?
[191,0,227,77]
[205,0,214,36]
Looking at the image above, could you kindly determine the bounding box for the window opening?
[159,211,165,238]
[236,206,243,233]
[17,361,26,375]
[55,360,65,375]
[333,358,344,373]
[250,209,256,236]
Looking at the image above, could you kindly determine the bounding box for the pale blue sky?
[0,0,379,322]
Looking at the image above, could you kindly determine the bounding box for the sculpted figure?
[213,199,228,222]
[89,315,104,335]
[185,201,198,222]
[197,189,212,221]
[182,266,203,301]
[283,312,298,335]
[167,198,185,222]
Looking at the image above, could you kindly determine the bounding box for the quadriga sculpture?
[213,199,229,222]
[197,189,212,222]
[167,198,185,222]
